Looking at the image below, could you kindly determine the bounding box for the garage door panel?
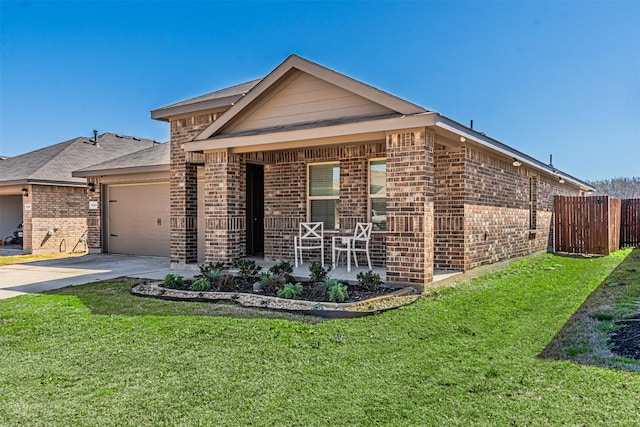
[107,183,169,257]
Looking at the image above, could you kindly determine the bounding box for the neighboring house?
[79,55,594,290]
[0,133,158,254]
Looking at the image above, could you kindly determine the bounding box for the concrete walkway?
[0,254,196,300]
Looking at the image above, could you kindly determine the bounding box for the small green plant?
[277,282,303,299]
[191,277,211,291]
[357,270,382,291]
[163,274,184,289]
[260,271,281,293]
[326,278,348,302]
[232,259,262,281]
[217,274,236,292]
[198,262,225,276]
[269,261,294,283]
[309,261,329,283]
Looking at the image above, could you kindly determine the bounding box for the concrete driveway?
[0,254,196,300]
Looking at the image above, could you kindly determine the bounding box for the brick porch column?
[170,140,198,265]
[385,129,435,291]
[87,178,102,253]
[203,150,245,264]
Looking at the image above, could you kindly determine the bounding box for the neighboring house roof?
[0,133,158,187]
[150,79,263,121]
[73,142,169,177]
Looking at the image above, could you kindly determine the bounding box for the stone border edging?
[131,281,418,318]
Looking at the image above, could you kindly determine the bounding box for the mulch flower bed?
[609,317,640,361]
[131,264,418,318]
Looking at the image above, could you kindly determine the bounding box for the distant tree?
[588,177,640,198]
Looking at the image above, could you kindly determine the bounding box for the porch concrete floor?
[247,257,461,285]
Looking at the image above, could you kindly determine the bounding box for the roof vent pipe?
[93,130,98,142]
[470,120,473,130]
[549,154,553,167]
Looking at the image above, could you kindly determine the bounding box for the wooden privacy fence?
[621,198,640,247]
[554,196,622,255]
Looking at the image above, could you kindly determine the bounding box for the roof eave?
[0,179,86,188]
[151,94,244,121]
[184,113,438,153]
[73,164,170,178]
[434,115,595,192]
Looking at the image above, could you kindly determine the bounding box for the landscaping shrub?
[163,274,183,289]
[232,259,262,282]
[191,277,211,291]
[269,261,294,283]
[357,270,382,291]
[277,282,303,299]
[260,272,281,294]
[326,278,348,302]
[217,274,236,292]
[309,261,329,283]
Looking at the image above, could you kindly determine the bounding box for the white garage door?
[106,183,169,257]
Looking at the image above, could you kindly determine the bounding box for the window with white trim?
[308,163,340,229]
[369,159,386,231]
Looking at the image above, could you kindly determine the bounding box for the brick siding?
[463,147,581,270]
[23,184,87,254]
[385,130,434,290]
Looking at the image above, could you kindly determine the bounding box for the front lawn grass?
[0,251,85,266]
[1,250,639,426]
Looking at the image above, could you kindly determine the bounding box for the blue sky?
[1,0,638,181]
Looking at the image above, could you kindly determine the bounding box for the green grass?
[0,251,85,266]
[1,251,639,426]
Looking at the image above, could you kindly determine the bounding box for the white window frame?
[307,162,340,230]
[368,158,387,232]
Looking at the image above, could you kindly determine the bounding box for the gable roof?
[150,79,262,121]
[151,54,429,141]
[0,133,158,187]
[73,142,169,177]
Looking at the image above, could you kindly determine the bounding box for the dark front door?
[246,163,264,256]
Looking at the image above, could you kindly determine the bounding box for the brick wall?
[261,143,386,267]
[169,112,219,265]
[203,150,246,264]
[434,145,465,270]
[463,147,581,270]
[385,130,434,290]
[24,184,88,254]
[86,178,102,253]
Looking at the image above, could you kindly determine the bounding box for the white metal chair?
[332,222,373,272]
[294,222,324,268]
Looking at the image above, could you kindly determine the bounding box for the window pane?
[309,164,340,197]
[370,160,386,195]
[311,199,339,229]
[371,198,386,231]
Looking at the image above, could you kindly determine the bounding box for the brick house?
[82,55,594,290]
[0,133,157,254]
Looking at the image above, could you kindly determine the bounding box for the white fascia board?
[435,116,595,192]
[72,164,170,178]
[185,113,438,152]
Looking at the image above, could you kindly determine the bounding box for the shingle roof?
[0,133,158,186]
[73,142,169,177]
[151,79,262,120]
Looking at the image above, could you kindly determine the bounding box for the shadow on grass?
[44,278,326,324]
[539,247,640,370]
